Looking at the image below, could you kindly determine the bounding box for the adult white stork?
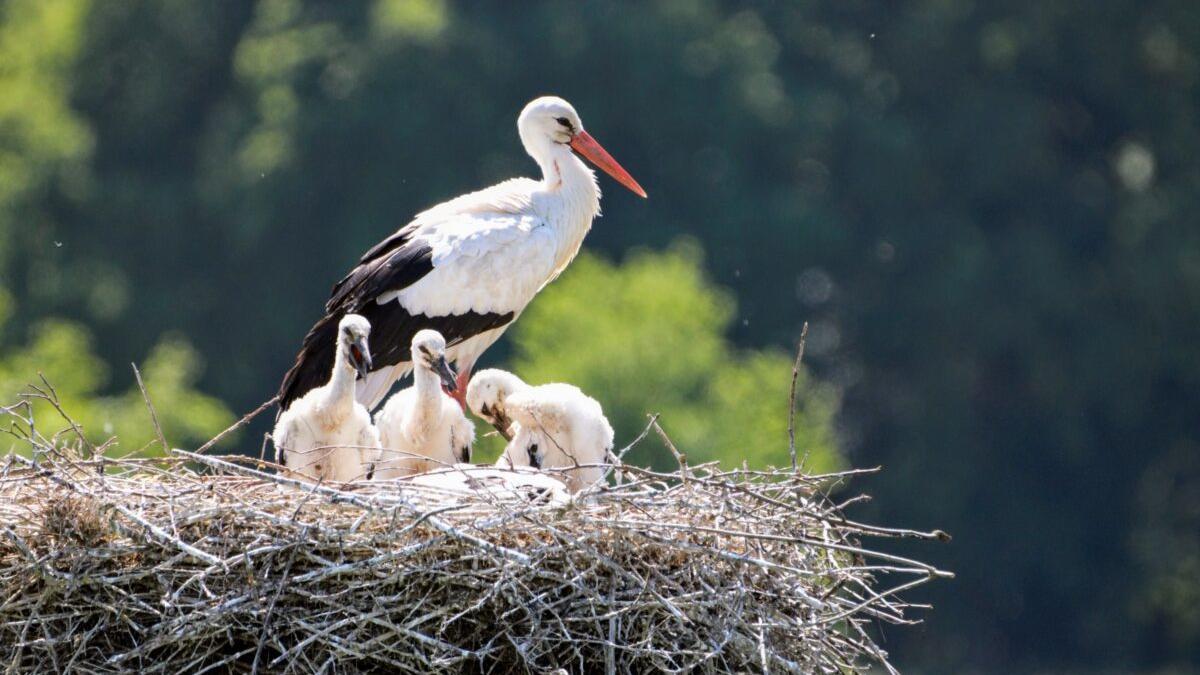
[278,95,646,412]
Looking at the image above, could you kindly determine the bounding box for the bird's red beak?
[569,130,648,198]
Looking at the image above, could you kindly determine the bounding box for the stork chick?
[468,369,614,493]
[373,330,474,478]
[273,314,380,482]
[464,368,526,440]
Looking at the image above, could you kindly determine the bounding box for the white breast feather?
[374,387,475,478]
[274,393,379,482]
[386,214,559,316]
[372,177,565,317]
[500,384,614,493]
[354,162,600,410]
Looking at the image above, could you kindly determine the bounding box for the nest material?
[0,404,950,674]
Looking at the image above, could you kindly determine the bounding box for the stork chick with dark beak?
[272,314,381,482]
[468,369,614,493]
[372,330,475,478]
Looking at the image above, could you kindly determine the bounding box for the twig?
[31,375,95,457]
[617,414,658,462]
[651,417,686,479]
[172,449,532,565]
[789,322,809,471]
[195,395,279,454]
[132,363,168,454]
[250,535,305,674]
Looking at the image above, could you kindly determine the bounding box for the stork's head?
[411,329,457,391]
[518,96,647,199]
[466,368,526,428]
[338,314,372,379]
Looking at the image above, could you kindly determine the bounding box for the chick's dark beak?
[435,356,458,391]
[350,339,372,380]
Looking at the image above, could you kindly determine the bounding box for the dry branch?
[788,321,809,471]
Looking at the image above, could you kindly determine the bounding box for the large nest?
[0,392,950,674]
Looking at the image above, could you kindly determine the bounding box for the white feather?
[274,315,380,482]
[402,465,571,508]
[469,370,613,493]
[373,211,559,316]
[373,331,475,478]
[357,363,411,415]
[347,97,624,409]
[374,388,473,478]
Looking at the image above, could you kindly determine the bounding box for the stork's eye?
[555,117,572,128]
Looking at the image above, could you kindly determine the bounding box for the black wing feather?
[278,225,514,411]
[326,223,427,312]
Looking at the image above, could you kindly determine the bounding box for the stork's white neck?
[320,340,357,418]
[531,144,601,271]
[413,362,442,401]
[404,361,444,444]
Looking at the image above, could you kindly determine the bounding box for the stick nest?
[0,398,950,674]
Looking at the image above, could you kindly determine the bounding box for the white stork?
[372,330,474,478]
[278,95,646,412]
[463,367,524,439]
[273,314,381,482]
[468,369,614,493]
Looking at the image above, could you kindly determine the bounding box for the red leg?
[444,366,472,411]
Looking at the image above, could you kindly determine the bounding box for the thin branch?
[195,395,279,454]
[651,416,687,478]
[132,363,168,454]
[788,321,809,471]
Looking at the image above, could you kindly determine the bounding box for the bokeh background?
[2,0,1198,672]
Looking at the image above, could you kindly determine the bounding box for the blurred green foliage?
[0,289,234,454]
[509,243,838,473]
[0,0,1198,672]
[0,0,92,267]
[0,0,232,454]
